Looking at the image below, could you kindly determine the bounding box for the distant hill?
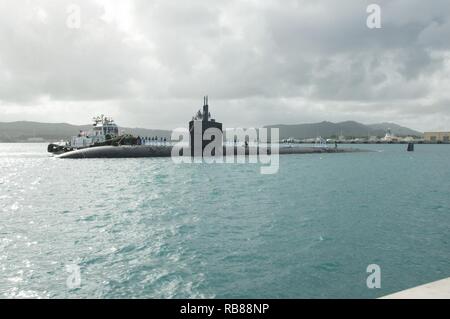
[0,121,171,142]
[265,121,422,140]
[0,120,422,142]
[366,123,422,137]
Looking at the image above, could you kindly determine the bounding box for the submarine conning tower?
[189,96,223,156]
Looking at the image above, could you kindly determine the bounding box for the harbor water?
[0,143,449,298]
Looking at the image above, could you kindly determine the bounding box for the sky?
[0,0,449,131]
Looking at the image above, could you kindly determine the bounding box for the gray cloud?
[0,0,449,131]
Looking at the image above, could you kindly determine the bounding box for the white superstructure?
[70,115,119,149]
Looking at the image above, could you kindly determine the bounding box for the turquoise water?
[0,143,449,298]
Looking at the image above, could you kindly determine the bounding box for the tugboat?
[47,115,135,155]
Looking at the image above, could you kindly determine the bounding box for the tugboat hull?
[47,143,74,155]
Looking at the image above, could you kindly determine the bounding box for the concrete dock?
[56,145,369,159]
[381,277,450,299]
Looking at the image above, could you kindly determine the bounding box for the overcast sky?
[1,0,449,131]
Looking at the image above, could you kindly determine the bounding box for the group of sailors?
[135,136,168,146]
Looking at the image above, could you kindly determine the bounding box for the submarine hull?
[57,145,173,159]
[56,145,369,159]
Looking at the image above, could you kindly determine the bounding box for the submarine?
[54,97,367,159]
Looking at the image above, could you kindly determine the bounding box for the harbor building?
[189,96,223,156]
[382,128,398,142]
[424,132,450,142]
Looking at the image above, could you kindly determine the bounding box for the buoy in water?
[407,143,414,152]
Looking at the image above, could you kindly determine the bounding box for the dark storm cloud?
[0,0,449,131]
[0,0,151,103]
